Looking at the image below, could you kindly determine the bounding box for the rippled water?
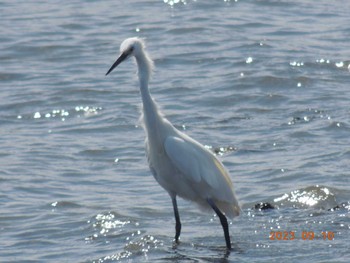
[1,0,349,262]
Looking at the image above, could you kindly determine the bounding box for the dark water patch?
[166,27,209,35]
[0,72,27,81]
[60,22,90,31]
[328,202,350,212]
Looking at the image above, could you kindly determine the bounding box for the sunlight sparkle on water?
[246,57,253,64]
[290,61,304,67]
[18,106,102,121]
[316,58,330,64]
[164,0,187,6]
[274,187,333,207]
[335,61,344,68]
[34,112,41,119]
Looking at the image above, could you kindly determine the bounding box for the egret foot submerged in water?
[106,37,240,250]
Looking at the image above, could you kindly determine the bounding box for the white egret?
[106,37,240,249]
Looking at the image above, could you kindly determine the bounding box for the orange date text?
[269,231,334,241]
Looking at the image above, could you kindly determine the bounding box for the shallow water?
[1,0,349,262]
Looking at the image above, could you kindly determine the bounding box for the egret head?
[106,37,150,76]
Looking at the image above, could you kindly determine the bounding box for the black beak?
[105,52,129,76]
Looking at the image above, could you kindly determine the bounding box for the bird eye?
[129,46,134,54]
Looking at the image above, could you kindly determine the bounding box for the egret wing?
[164,136,202,183]
[164,135,233,192]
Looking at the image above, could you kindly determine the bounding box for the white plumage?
[106,37,240,249]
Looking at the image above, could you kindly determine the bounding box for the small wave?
[287,108,331,126]
[49,201,82,209]
[273,185,339,210]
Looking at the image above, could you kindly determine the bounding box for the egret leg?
[171,196,181,243]
[207,198,231,250]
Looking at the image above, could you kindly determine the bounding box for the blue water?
[1,0,349,262]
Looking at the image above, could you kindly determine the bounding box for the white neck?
[135,53,160,133]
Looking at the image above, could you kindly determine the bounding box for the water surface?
[1,0,349,262]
